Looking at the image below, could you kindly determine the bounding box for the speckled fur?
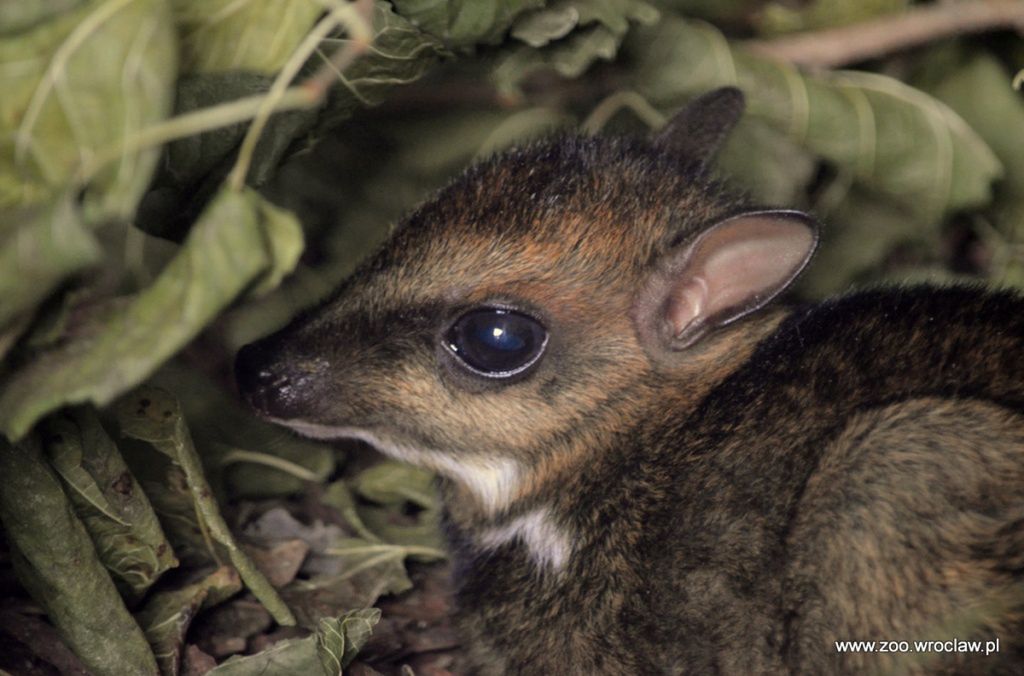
[238,97,1024,674]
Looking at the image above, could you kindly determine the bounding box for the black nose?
[235,341,290,417]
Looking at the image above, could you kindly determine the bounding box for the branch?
[744,0,1024,69]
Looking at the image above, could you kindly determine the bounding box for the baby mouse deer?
[237,88,1024,675]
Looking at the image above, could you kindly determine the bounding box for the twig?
[79,89,314,183]
[217,448,321,482]
[744,0,1024,69]
[581,90,667,135]
[226,0,373,190]
[80,0,373,189]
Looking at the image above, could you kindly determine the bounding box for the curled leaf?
[0,435,158,675]
[136,566,242,676]
[0,194,100,331]
[42,408,178,600]
[318,609,382,673]
[353,461,438,509]
[171,0,324,75]
[626,16,1002,222]
[390,0,543,48]
[0,187,303,440]
[205,609,380,676]
[114,386,297,626]
[0,0,177,219]
[494,0,658,97]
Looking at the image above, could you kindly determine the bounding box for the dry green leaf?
[136,566,242,676]
[171,0,323,75]
[0,435,158,675]
[316,1,446,126]
[42,407,178,600]
[494,24,618,96]
[249,195,306,297]
[716,116,816,207]
[391,0,543,48]
[283,536,414,627]
[0,194,100,331]
[921,53,1024,289]
[511,4,579,47]
[356,505,446,560]
[626,16,1002,223]
[149,364,336,499]
[318,609,382,673]
[323,480,381,542]
[133,70,320,241]
[797,186,925,296]
[511,0,658,47]
[494,0,659,97]
[352,461,446,560]
[0,1,84,35]
[756,0,908,35]
[0,187,303,441]
[0,0,177,219]
[206,609,379,676]
[353,461,438,509]
[115,386,297,625]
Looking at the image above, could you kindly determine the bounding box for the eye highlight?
[445,308,548,378]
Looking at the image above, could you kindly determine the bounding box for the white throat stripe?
[272,419,522,516]
[479,507,572,572]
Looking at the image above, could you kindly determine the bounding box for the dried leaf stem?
[166,416,297,626]
[80,0,373,189]
[581,90,667,135]
[745,0,1024,68]
[226,0,373,191]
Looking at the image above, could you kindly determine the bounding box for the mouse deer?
[237,88,1024,674]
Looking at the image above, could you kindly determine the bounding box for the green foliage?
[0,435,159,675]
[43,407,178,601]
[137,566,242,675]
[757,0,908,35]
[1,0,1022,673]
[626,16,1001,222]
[205,608,380,675]
[172,0,324,74]
[0,187,303,440]
[0,0,177,218]
[494,0,659,95]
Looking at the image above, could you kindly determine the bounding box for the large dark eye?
[445,308,548,377]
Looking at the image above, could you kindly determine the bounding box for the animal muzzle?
[234,339,326,422]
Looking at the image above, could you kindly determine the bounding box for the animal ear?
[634,210,818,352]
[653,87,746,168]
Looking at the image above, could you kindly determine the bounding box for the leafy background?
[1,0,1022,674]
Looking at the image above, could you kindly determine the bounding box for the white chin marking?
[271,419,522,517]
[479,507,572,573]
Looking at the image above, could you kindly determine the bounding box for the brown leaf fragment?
[181,645,217,676]
[190,598,273,658]
[245,626,310,655]
[0,437,158,675]
[136,566,242,676]
[347,661,386,676]
[242,538,309,588]
[0,608,89,676]
[357,617,406,663]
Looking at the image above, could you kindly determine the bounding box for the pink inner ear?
[667,214,816,341]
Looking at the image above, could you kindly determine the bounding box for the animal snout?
[234,340,325,421]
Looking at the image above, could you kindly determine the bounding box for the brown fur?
[236,90,1024,674]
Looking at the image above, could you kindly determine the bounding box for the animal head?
[236,88,818,514]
